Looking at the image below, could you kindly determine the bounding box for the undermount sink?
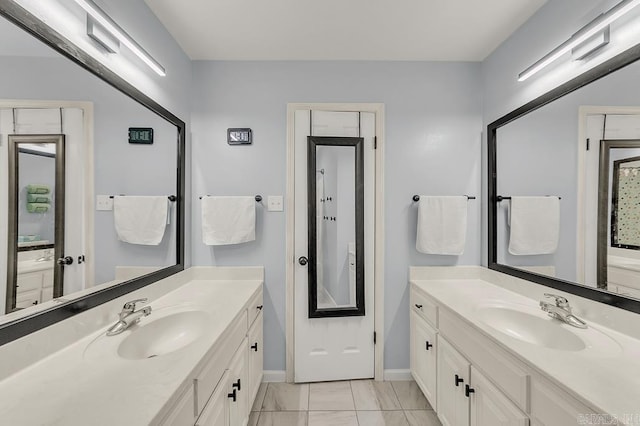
[84,308,210,361]
[477,305,587,351]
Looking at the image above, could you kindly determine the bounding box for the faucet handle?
[544,293,569,307]
[122,298,148,311]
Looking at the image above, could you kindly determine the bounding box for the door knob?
[298,256,308,266]
[56,256,74,266]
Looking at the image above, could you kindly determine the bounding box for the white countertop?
[411,277,640,423]
[0,277,262,425]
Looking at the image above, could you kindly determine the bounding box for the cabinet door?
[470,366,528,426]
[411,310,437,409]
[160,386,196,426]
[196,371,230,426]
[248,311,263,406]
[228,337,249,426]
[437,336,470,426]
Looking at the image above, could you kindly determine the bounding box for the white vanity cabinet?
[437,336,470,426]
[411,283,582,426]
[410,310,437,408]
[161,288,264,426]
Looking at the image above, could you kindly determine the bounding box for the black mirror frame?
[307,136,365,318]
[488,43,640,316]
[0,2,186,345]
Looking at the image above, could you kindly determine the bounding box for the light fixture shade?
[87,16,119,53]
[72,0,166,76]
[518,0,640,82]
[571,26,610,61]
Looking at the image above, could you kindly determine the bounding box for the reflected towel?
[202,196,255,245]
[27,194,51,203]
[113,196,168,245]
[26,184,50,194]
[27,203,50,213]
[416,196,468,255]
[508,196,560,255]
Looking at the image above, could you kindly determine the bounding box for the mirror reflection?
[494,57,640,300]
[315,145,357,309]
[0,15,179,318]
[610,150,640,249]
[8,135,64,311]
[308,136,364,317]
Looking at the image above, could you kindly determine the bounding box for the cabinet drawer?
[607,266,640,287]
[410,285,438,327]
[439,309,529,413]
[41,287,54,302]
[160,385,196,426]
[16,289,40,308]
[247,289,263,327]
[530,376,595,426]
[195,311,247,414]
[196,370,229,426]
[16,273,43,291]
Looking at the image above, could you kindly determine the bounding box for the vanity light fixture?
[518,0,640,82]
[72,0,166,76]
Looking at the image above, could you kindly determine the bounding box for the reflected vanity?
[0,2,185,344]
[488,42,640,313]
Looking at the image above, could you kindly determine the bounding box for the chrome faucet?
[540,293,587,329]
[106,298,152,336]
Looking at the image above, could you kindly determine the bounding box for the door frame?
[285,103,385,382]
[0,99,95,311]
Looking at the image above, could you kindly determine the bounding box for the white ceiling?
[144,0,547,61]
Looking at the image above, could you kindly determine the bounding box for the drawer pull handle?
[455,375,464,386]
[232,379,241,391]
[414,304,423,309]
[425,341,433,350]
[465,384,475,397]
[257,305,263,310]
[228,389,237,402]
[251,342,259,351]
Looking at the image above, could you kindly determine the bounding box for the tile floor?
[248,380,442,426]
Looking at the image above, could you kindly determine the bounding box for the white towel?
[416,196,468,255]
[202,196,255,245]
[113,196,168,245]
[508,196,560,255]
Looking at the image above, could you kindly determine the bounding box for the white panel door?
[294,110,375,382]
[437,336,470,426]
[470,366,528,426]
[411,311,437,409]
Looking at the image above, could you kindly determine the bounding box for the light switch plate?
[267,195,283,212]
[96,195,113,211]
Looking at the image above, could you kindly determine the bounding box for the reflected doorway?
[7,134,65,312]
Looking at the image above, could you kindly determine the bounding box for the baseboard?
[262,370,286,382]
[263,369,410,382]
[383,369,412,381]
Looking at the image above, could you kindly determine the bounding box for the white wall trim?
[262,370,287,383]
[383,369,413,381]
[0,99,94,311]
[576,105,640,285]
[285,103,385,382]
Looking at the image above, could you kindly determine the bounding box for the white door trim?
[0,99,95,292]
[285,102,385,382]
[576,105,640,284]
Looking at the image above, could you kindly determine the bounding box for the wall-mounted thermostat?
[227,128,252,145]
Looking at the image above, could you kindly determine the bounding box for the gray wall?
[190,61,483,371]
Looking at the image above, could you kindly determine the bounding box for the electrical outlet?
[96,195,113,211]
[267,195,283,212]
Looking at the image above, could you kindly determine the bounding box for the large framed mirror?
[307,136,365,318]
[488,43,640,314]
[0,2,185,344]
